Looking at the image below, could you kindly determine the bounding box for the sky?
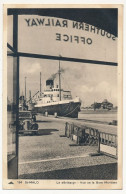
[19,57,117,106]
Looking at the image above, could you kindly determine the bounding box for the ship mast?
[25,76,27,101]
[29,90,31,102]
[40,72,42,97]
[59,57,61,101]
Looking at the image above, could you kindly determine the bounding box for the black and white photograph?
[3,4,123,189]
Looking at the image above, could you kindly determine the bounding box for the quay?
[19,114,117,179]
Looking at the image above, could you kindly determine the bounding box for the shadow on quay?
[19,129,59,137]
[19,163,117,180]
[38,129,59,135]
[36,120,52,123]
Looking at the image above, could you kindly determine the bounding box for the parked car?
[19,111,38,135]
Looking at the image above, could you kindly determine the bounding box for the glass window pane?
[7,15,13,46]
[7,56,16,161]
[18,15,117,63]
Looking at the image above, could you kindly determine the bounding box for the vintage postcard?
[3,4,123,189]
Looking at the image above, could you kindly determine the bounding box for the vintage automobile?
[19,111,37,122]
[18,111,38,135]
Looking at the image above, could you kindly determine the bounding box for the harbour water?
[78,112,117,123]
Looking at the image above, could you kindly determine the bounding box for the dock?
[18,114,117,179]
[45,115,117,135]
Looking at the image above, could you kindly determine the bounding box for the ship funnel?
[46,79,54,89]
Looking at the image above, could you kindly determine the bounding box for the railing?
[65,122,117,158]
[98,132,117,158]
[65,122,99,145]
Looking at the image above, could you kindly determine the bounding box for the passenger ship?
[32,63,81,118]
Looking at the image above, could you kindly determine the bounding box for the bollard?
[54,112,57,118]
[68,124,70,138]
[70,123,74,139]
[65,122,68,136]
[45,111,48,117]
[66,122,70,138]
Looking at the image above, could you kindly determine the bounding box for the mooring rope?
[62,104,80,117]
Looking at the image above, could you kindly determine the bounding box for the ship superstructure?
[33,62,81,118]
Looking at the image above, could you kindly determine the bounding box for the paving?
[18,114,117,179]
[47,115,117,135]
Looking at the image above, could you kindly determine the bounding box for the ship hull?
[34,101,81,118]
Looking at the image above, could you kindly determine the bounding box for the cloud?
[19,58,117,106]
[27,63,41,74]
[95,81,110,93]
[81,85,94,93]
[71,81,117,106]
